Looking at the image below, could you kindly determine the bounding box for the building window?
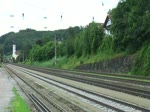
[106,19,111,26]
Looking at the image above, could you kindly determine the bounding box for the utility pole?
[54,34,57,65]
[22,13,25,62]
[54,15,63,65]
[23,50,24,63]
[10,14,15,63]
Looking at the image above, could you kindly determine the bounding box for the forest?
[0,0,149,76]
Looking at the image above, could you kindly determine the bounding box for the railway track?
[28,94,52,112]
[14,63,150,81]
[12,63,150,99]
[4,65,73,112]
[12,63,150,87]
[6,64,150,112]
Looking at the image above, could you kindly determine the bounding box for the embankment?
[76,55,135,74]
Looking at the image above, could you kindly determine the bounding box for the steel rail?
[17,67,150,112]
[28,94,52,112]
[18,66,150,99]
[5,65,67,112]
[12,63,150,80]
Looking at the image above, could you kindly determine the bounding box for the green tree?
[81,22,104,55]
[91,23,104,54]
[65,27,81,56]
[111,0,150,53]
[74,35,83,58]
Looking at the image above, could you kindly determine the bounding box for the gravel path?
[0,67,15,112]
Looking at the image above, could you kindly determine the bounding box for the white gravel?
[0,67,15,112]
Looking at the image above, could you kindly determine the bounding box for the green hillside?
[0,26,83,61]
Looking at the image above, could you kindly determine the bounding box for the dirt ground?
[0,67,15,112]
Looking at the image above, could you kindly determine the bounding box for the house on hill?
[103,15,112,35]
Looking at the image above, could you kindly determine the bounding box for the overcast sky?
[0,0,119,36]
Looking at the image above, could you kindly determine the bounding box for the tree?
[91,23,104,54]
[81,22,104,55]
[74,35,83,58]
[65,26,81,57]
[111,0,150,53]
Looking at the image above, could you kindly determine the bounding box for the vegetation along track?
[12,63,150,99]
[7,64,150,112]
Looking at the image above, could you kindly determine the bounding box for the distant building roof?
[103,15,112,28]
[95,23,104,28]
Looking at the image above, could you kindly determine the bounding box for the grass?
[30,51,117,70]
[60,51,124,69]
[131,43,150,76]
[10,87,30,112]
[32,56,68,68]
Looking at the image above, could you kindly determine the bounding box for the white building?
[103,15,112,35]
[12,43,18,60]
